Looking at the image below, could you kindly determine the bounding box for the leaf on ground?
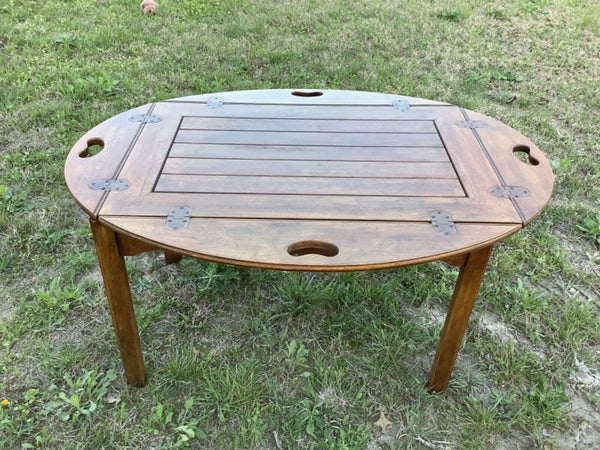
[375,410,393,431]
[105,395,121,404]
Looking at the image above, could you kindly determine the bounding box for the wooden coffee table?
[65,89,553,391]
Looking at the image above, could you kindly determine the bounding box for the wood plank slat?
[180,117,438,133]
[167,89,450,106]
[101,216,521,271]
[168,144,450,162]
[175,130,443,148]
[99,192,521,223]
[155,174,465,197]
[160,159,458,179]
[157,103,441,121]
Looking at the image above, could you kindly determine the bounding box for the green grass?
[1,0,599,448]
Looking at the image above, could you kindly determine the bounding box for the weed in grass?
[520,0,550,15]
[523,381,568,428]
[1,369,116,447]
[30,278,83,331]
[142,398,205,447]
[286,397,371,448]
[436,8,467,22]
[0,184,33,214]
[53,33,80,50]
[284,339,310,375]
[577,205,600,247]
[178,259,240,298]
[465,64,525,85]
[487,8,506,19]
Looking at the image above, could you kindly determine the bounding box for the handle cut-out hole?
[287,240,339,257]
[512,145,539,166]
[291,91,323,97]
[79,138,104,158]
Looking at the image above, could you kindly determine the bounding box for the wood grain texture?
[155,174,465,197]
[175,129,443,147]
[427,245,494,392]
[179,117,438,133]
[90,220,146,386]
[99,192,521,223]
[100,216,519,271]
[64,104,153,217]
[462,110,554,224]
[168,144,449,162]
[160,159,456,178]
[117,232,159,256]
[166,89,450,106]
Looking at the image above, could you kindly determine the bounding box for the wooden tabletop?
[65,90,553,271]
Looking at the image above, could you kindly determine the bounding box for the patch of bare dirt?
[553,388,600,449]
[0,298,17,322]
[553,228,600,278]
[477,311,518,344]
[570,356,600,392]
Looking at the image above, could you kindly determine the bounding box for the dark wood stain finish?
[65,90,554,391]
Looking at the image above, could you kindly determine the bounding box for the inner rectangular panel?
[154,116,466,198]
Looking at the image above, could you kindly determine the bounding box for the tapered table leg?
[90,220,146,387]
[427,245,493,392]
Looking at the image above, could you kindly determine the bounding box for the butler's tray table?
[65,89,553,391]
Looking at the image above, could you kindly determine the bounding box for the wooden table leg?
[90,220,146,387]
[427,245,493,392]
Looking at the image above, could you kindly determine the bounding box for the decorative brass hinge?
[490,186,530,199]
[431,210,457,236]
[166,206,191,230]
[88,179,130,191]
[392,99,410,111]
[456,120,487,129]
[129,114,162,123]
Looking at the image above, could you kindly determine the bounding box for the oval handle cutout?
[291,91,323,97]
[79,138,105,158]
[512,145,540,166]
[287,240,339,257]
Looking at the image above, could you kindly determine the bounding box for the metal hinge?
[88,179,130,191]
[166,206,191,230]
[129,114,162,123]
[431,210,457,236]
[207,97,224,109]
[456,120,487,129]
[490,186,530,199]
[392,99,410,111]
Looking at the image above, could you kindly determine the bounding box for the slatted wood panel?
[154,116,465,198]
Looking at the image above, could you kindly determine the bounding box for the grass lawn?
[1,0,599,448]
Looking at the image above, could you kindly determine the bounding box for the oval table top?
[65,89,553,271]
